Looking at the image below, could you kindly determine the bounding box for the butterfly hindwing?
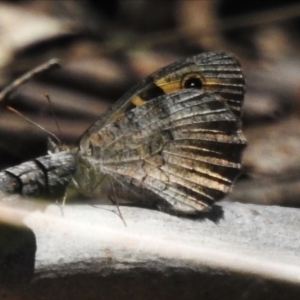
[77,89,245,215]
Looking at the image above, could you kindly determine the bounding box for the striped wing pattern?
[79,90,246,215]
[77,52,246,215]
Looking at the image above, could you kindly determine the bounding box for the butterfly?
[71,52,246,216]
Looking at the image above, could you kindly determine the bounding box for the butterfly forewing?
[80,52,245,148]
[75,52,246,216]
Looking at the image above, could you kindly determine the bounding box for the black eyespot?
[183,77,203,89]
[140,83,165,100]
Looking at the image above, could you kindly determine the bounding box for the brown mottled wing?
[80,90,246,215]
[80,52,245,149]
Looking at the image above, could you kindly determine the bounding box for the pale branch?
[0,150,76,199]
[0,59,60,103]
[1,202,299,299]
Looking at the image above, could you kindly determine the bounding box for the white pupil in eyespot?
[184,77,202,89]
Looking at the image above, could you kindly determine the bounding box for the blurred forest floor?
[1,0,300,209]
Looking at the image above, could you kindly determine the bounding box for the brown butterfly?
[72,52,246,216]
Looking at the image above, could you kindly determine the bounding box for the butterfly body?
[73,52,246,216]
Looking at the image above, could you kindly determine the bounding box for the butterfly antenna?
[44,93,63,142]
[108,177,127,227]
[7,106,61,145]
